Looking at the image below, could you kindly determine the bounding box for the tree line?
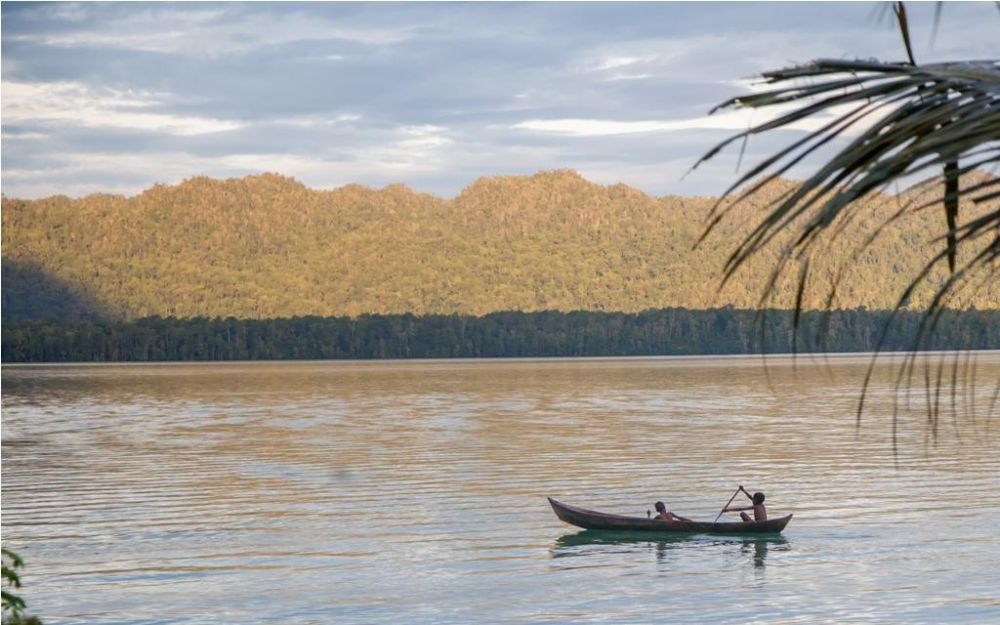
[3,308,997,363]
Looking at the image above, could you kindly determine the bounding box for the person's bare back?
[653,500,692,523]
[742,499,767,522]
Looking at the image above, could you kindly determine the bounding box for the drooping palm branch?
[692,54,1000,434]
[698,57,999,307]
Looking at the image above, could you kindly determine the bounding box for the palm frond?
[695,57,999,298]
[694,56,999,430]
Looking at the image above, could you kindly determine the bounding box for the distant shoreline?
[6,350,1000,368]
[5,308,998,364]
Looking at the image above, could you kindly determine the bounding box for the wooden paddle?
[713,486,742,523]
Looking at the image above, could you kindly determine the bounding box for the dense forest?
[4,308,998,363]
[4,170,998,322]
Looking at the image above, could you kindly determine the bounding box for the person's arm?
[738,485,754,502]
[722,505,752,513]
[671,514,693,523]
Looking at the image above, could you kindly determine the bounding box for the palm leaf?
[694,57,999,431]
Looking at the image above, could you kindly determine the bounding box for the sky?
[2,1,998,199]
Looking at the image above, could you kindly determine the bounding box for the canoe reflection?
[742,535,784,569]
[552,530,789,568]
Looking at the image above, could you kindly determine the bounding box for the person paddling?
[653,501,692,523]
[721,485,767,522]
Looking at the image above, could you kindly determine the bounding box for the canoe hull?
[548,497,792,534]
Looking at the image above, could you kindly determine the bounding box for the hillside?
[2,170,997,321]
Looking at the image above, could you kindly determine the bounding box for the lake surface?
[3,355,999,624]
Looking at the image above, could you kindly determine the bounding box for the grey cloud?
[2,2,997,199]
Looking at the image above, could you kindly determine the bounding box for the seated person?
[653,501,692,523]
[722,486,767,522]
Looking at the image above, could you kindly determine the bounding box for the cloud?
[510,106,843,137]
[606,73,653,82]
[11,1,89,23]
[2,2,996,200]
[2,81,244,136]
[6,5,416,56]
[1,130,49,141]
[1,121,459,199]
[590,55,656,72]
[273,113,363,128]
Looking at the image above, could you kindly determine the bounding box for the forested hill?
[3,170,997,322]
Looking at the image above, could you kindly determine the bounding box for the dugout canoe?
[548,497,792,534]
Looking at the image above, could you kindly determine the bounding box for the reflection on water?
[2,355,999,624]
[552,530,788,571]
[553,529,701,549]
[741,535,785,569]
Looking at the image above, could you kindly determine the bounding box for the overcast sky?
[2,1,997,199]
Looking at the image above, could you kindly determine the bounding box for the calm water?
[3,355,999,624]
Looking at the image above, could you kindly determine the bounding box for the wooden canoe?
[549,497,792,535]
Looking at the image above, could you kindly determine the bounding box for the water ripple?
[3,355,999,624]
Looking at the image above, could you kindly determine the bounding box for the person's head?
[654,501,666,513]
[753,492,765,505]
